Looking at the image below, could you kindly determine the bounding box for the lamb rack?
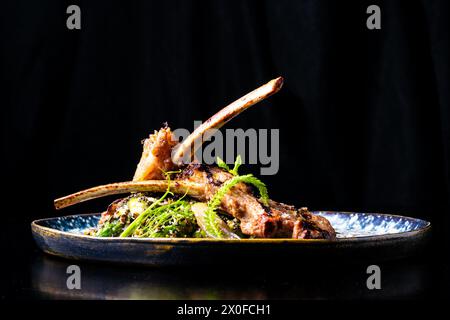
[54,77,336,240]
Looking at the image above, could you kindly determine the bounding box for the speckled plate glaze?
[32,212,431,266]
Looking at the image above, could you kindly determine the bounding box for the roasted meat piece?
[54,77,336,240]
[177,164,336,239]
[133,126,178,181]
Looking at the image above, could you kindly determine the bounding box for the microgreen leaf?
[216,157,230,172]
[204,173,269,238]
[230,155,242,176]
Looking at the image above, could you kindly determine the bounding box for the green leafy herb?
[230,155,242,176]
[119,170,196,238]
[119,175,174,237]
[96,220,123,237]
[203,173,269,238]
[216,157,230,172]
[200,155,269,238]
[96,155,269,240]
[210,173,269,209]
[139,197,196,238]
[216,155,242,176]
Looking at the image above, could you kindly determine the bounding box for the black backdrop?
[2,0,449,261]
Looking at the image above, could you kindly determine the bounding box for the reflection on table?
[30,252,432,300]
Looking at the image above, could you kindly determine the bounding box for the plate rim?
[31,211,431,244]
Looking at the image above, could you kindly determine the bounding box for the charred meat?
[54,77,336,240]
[176,164,335,239]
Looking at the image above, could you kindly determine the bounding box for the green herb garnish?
[96,220,124,237]
[119,173,175,237]
[202,156,269,238]
[217,155,242,176]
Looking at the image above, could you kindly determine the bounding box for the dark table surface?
[1,221,449,300]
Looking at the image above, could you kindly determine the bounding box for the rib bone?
[171,77,283,165]
[54,180,205,209]
[53,165,336,239]
[57,77,284,208]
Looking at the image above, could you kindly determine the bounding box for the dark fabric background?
[1,0,449,252]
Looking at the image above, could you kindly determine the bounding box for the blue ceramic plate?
[32,212,431,265]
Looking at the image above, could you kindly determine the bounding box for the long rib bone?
[54,180,205,209]
[56,77,284,209]
[171,77,283,165]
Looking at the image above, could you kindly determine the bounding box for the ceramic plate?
[32,211,431,266]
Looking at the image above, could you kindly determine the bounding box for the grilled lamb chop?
[55,164,335,239]
[54,77,336,239]
[176,164,335,239]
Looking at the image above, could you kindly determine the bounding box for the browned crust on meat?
[133,127,178,181]
[177,164,336,239]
